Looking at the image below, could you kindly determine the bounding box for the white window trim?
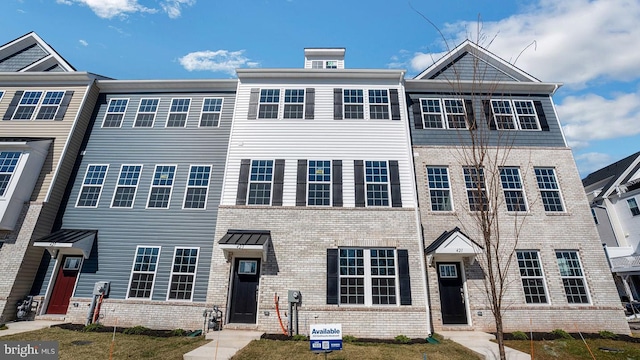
[367,89,391,120]
[419,98,444,128]
[512,99,541,130]
[182,165,212,210]
[110,164,143,209]
[75,164,109,208]
[627,197,640,216]
[343,89,365,120]
[133,98,160,128]
[146,164,177,209]
[12,90,67,121]
[338,248,399,307]
[556,250,591,305]
[500,167,529,212]
[463,166,488,212]
[534,167,566,213]
[247,160,274,205]
[257,89,281,119]
[307,160,332,206]
[199,97,224,128]
[516,250,550,305]
[426,166,454,212]
[165,98,191,128]
[0,90,4,102]
[365,160,391,207]
[101,98,129,128]
[126,246,161,300]
[283,89,306,120]
[438,264,458,278]
[442,98,468,129]
[491,99,541,131]
[0,151,22,198]
[166,246,199,301]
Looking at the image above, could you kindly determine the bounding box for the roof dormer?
[304,48,345,69]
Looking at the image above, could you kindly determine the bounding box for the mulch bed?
[261,333,428,344]
[500,332,640,343]
[53,323,196,338]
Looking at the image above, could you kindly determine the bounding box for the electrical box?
[288,290,301,303]
[93,281,110,296]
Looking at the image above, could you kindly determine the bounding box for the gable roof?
[0,32,75,72]
[582,151,640,201]
[425,226,483,254]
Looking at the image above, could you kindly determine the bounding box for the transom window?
[76,164,109,207]
[128,246,160,299]
[284,89,305,119]
[147,165,176,208]
[111,165,142,208]
[102,98,128,128]
[427,166,452,211]
[258,89,280,119]
[166,98,190,127]
[183,165,211,209]
[534,167,564,212]
[500,167,527,212]
[200,98,223,127]
[339,248,397,306]
[419,98,467,129]
[343,89,364,119]
[168,247,198,301]
[463,166,488,211]
[134,98,159,127]
[556,251,590,304]
[517,251,548,304]
[491,99,540,130]
[0,152,21,197]
[628,198,640,216]
[365,161,389,206]
[368,90,389,119]
[248,160,273,205]
[308,160,331,206]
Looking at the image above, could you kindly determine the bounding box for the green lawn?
[505,337,640,360]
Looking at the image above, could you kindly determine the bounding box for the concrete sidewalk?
[0,320,67,337]
[440,331,530,360]
[183,329,263,360]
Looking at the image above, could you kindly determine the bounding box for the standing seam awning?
[218,230,271,261]
[33,229,97,259]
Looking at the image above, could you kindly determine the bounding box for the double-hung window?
[463,166,488,211]
[628,198,640,216]
[419,98,467,128]
[76,165,109,207]
[36,91,65,120]
[339,248,397,305]
[258,90,279,119]
[200,98,223,127]
[167,247,198,301]
[420,99,444,128]
[0,91,4,102]
[343,89,364,119]
[102,99,128,128]
[166,98,190,127]
[556,251,590,304]
[427,166,452,211]
[365,161,389,206]
[283,89,304,119]
[111,165,142,208]
[0,152,21,197]
[183,165,211,209]
[13,91,42,120]
[534,167,564,212]
[490,99,540,130]
[147,165,176,208]
[248,160,273,205]
[12,91,66,120]
[500,167,527,212]
[128,246,160,299]
[516,251,548,304]
[368,90,389,119]
[308,160,331,206]
[134,98,159,127]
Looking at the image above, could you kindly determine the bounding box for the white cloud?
[79,39,88,46]
[57,0,156,19]
[161,0,195,19]
[179,50,258,75]
[574,152,614,176]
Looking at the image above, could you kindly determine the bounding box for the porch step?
[35,314,66,322]
[218,323,259,332]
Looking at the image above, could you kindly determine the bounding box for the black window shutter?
[333,88,343,120]
[483,100,496,130]
[534,100,549,131]
[3,91,23,120]
[412,98,423,129]
[389,160,402,207]
[236,159,251,205]
[326,249,339,305]
[272,159,285,206]
[390,89,401,120]
[465,99,476,130]
[354,160,365,207]
[296,160,307,206]
[54,90,74,120]
[397,249,412,305]
[332,160,343,207]
[304,88,315,120]
[247,88,259,119]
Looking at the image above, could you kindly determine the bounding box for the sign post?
[310,323,343,354]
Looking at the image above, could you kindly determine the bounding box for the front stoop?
[184,329,264,360]
[439,331,530,360]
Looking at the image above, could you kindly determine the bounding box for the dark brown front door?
[229,258,260,323]
[437,262,468,324]
[47,256,82,314]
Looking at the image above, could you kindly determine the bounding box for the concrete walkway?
[440,331,530,360]
[183,329,263,360]
[0,320,67,337]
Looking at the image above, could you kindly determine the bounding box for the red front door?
[47,255,82,314]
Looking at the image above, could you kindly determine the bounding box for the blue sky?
[3,0,639,177]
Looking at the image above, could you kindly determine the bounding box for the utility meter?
[288,290,301,303]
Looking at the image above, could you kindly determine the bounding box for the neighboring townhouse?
[30,79,237,329]
[583,151,640,302]
[207,48,430,337]
[406,41,629,333]
[0,32,103,321]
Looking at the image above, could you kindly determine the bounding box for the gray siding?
[0,44,48,72]
[407,93,566,148]
[54,91,235,303]
[429,52,531,82]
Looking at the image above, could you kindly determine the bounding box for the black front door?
[437,262,468,324]
[229,258,261,323]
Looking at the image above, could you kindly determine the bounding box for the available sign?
[309,324,342,352]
